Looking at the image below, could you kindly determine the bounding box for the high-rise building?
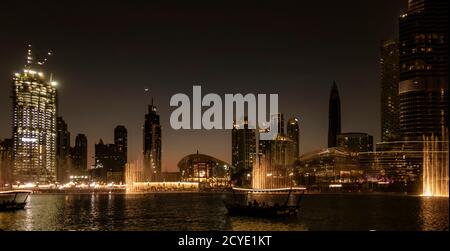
[275,113,284,135]
[70,134,88,176]
[12,44,57,184]
[380,40,400,141]
[336,132,374,153]
[143,98,162,181]
[92,139,123,183]
[328,81,341,147]
[231,118,256,186]
[56,117,70,182]
[114,125,127,166]
[398,0,448,140]
[286,117,300,158]
[259,113,285,154]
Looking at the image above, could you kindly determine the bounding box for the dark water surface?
[0,193,448,231]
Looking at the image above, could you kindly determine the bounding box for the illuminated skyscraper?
[398,0,448,139]
[143,98,162,181]
[12,44,57,184]
[328,81,341,147]
[380,40,400,141]
[232,117,256,186]
[286,117,299,158]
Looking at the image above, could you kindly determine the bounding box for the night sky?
[0,0,406,171]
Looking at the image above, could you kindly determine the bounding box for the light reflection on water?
[0,193,447,231]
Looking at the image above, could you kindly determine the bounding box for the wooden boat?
[223,187,305,217]
[0,190,32,211]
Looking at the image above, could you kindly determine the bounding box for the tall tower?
[275,113,284,135]
[328,81,341,148]
[232,117,256,187]
[114,125,128,166]
[12,44,57,184]
[380,40,400,142]
[286,117,299,158]
[70,134,88,175]
[143,97,162,182]
[398,0,448,140]
[56,117,70,182]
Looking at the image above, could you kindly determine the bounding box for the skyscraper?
[398,0,448,139]
[56,117,70,182]
[114,125,127,166]
[93,139,123,183]
[12,44,57,184]
[143,98,162,181]
[380,40,400,142]
[232,117,256,187]
[259,113,285,154]
[275,112,284,135]
[286,117,300,158]
[328,81,341,147]
[70,134,88,176]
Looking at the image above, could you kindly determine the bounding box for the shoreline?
[22,190,448,197]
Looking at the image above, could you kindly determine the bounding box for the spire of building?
[24,44,53,69]
[25,44,33,68]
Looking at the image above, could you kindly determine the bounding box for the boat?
[0,190,32,211]
[223,187,305,217]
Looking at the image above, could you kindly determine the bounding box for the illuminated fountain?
[422,127,449,197]
[252,153,291,189]
[125,159,144,192]
[251,134,296,189]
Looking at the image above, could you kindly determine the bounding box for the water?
[0,193,448,231]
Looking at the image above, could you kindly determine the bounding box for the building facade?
[56,117,70,183]
[398,0,448,140]
[286,117,300,159]
[297,147,361,186]
[178,152,231,188]
[358,140,425,193]
[91,126,127,184]
[337,132,373,153]
[328,81,341,147]
[380,40,400,141]
[70,134,88,178]
[114,125,127,167]
[12,45,57,184]
[92,140,121,183]
[231,118,256,187]
[143,99,162,181]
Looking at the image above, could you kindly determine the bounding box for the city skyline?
[0,0,448,235]
[1,0,407,171]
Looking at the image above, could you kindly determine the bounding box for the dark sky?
[0,0,406,171]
